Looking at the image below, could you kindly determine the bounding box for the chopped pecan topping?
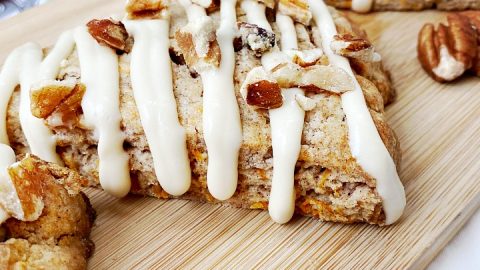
[284,48,324,67]
[31,80,77,119]
[31,80,86,128]
[125,0,168,19]
[278,0,312,26]
[238,22,276,56]
[417,12,479,82]
[183,16,217,57]
[246,80,283,109]
[271,62,355,93]
[86,19,131,53]
[240,66,283,109]
[175,29,221,72]
[1,156,45,222]
[47,84,86,128]
[331,34,380,62]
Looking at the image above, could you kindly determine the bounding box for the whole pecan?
[417,12,479,82]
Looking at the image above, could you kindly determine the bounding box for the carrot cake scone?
[1,0,405,225]
[0,145,95,269]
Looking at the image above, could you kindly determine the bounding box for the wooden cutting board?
[1,1,479,269]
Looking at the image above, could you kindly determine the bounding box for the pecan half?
[418,13,479,82]
[240,66,283,109]
[331,34,380,62]
[238,22,276,56]
[86,19,131,53]
[125,0,168,19]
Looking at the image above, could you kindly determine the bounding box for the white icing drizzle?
[0,47,22,145]
[74,26,131,198]
[241,0,272,31]
[351,0,373,13]
[268,14,305,224]
[180,0,242,200]
[0,144,16,224]
[242,0,304,224]
[308,0,405,224]
[124,19,191,196]
[0,32,75,164]
[39,31,76,80]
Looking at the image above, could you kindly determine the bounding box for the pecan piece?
[417,13,478,82]
[31,81,86,128]
[271,62,355,94]
[31,80,77,119]
[331,34,380,62]
[87,19,131,53]
[278,0,312,26]
[238,22,276,56]
[175,30,221,72]
[125,0,168,19]
[0,154,45,222]
[240,67,283,109]
[47,84,86,128]
[284,48,324,67]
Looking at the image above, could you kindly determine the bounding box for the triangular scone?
[0,150,95,270]
[2,0,404,225]
[324,0,480,12]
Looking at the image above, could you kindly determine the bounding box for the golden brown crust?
[1,156,95,270]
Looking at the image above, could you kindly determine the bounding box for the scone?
[0,145,95,269]
[1,0,405,225]
[325,0,480,12]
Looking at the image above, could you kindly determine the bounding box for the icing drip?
[308,0,405,224]
[180,0,243,200]
[0,144,16,224]
[124,19,191,196]
[351,0,373,13]
[242,0,305,224]
[0,32,75,164]
[74,26,131,198]
[39,31,76,80]
[268,14,304,224]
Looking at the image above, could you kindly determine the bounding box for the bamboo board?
[1,1,479,269]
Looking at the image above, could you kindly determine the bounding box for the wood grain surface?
[1,1,479,269]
